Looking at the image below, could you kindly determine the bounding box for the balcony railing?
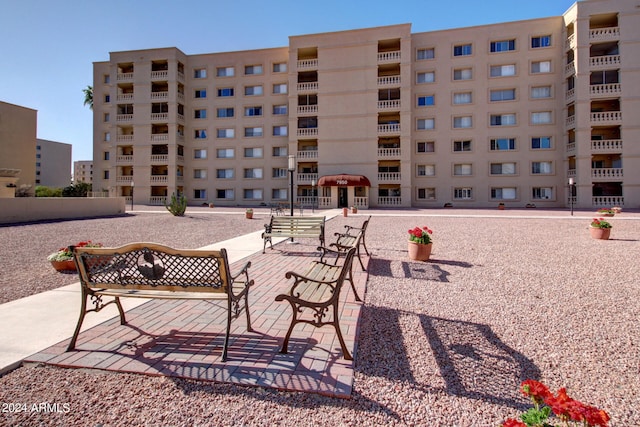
[567,169,577,179]
[116,155,133,163]
[151,91,168,99]
[116,114,133,122]
[151,113,168,121]
[150,175,168,183]
[589,83,621,97]
[296,173,318,183]
[117,73,133,81]
[565,115,576,128]
[377,51,401,62]
[151,70,168,79]
[591,111,622,124]
[590,55,620,68]
[565,88,575,101]
[116,175,133,183]
[378,76,400,86]
[116,135,134,142]
[297,105,318,115]
[591,139,622,152]
[592,196,623,207]
[297,82,318,92]
[149,196,167,205]
[297,59,318,69]
[378,123,400,134]
[297,128,318,136]
[150,154,168,163]
[177,71,185,82]
[566,142,576,152]
[297,150,318,159]
[151,134,169,141]
[353,196,368,208]
[378,147,401,157]
[589,27,619,41]
[378,196,402,205]
[378,100,401,110]
[117,93,133,101]
[591,167,623,179]
[565,33,576,49]
[565,61,575,76]
[378,172,401,181]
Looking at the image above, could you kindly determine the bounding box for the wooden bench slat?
[262,216,325,253]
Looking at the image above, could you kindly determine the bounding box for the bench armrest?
[230,260,254,287]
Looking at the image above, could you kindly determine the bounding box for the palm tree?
[82,85,93,110]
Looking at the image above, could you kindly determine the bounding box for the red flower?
[520,380,551,403]
[501,419,526,427]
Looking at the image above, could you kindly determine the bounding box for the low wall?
[0,197,127,224]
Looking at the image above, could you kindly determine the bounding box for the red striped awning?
[317,174,371,187]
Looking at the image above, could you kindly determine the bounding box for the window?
[103,151,110,160]
[216,168,234,179]
[273,104,287,115]
[417,118,435,130]
[416,72,435,83]
[194,189,206,199]
[104,94,110,103]
[417,95,435,106]
[490,40,516,52]
[417,188,436,200]
[217,189,234,199]
[244,168,263,179]
[453,140,472,152]
[454,188,472,199]
[272,168,287,178]
[194,109,207,119]
[491,188,517,200]
[416,164,435,176]
[244,127,263,137]
[273,83,287,94]
[244,189,263,200]
[216,67,234,77]
[216,128,235,138]
[272,189,288,199]
[103,113,110,122]
[453,68,472,81]
[490,163,516,175]
[532,161,553,174]
[453,92,472,104]
[490,138,516,151]
[216,108,234,118]
[194,89,206,98]
[217,87,234,97]
[193,169,207,179]
[102,169,109,179]
[490,114,516,126]
[531,86,552,99]
[216,148,234,159]
[454,164,472,176]
[490,64,516,77]
[531,60,551,74]
[531,35,551,48]
[532,187,553,199]
[531,111,552,124]
[244,147,263,158]
[273,126,288,136]
[193,68,207,78]
[194,129,207,139]
[532,137,552,149]
[245,106,262,116]
[194,149,207,159]
[244,65,263,75]
[103,75,110,84]
[245,85,263,96]
[453,116,472,129]
[103,132,111,142]
[273,63,287,73]
[453,44,472,56]
[417,48,435,60]
[273,146,288,157]
[490,89,516,102]
[417,141,435,153]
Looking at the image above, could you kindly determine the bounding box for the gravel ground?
[0,207,639,426]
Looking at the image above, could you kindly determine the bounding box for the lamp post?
[288,155,296,217]
[568,177,575,216]
[130,180,134,211]
[311,179,316,213]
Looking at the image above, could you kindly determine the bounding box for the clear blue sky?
[0,0,577,165]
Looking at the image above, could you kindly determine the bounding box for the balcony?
[150,175,168,183]
[591,111,621,124]
[378,196,402,206]
[589,83,621,97]
[377,51,400,63]
[297,105,318,115]
[150,155,168,163]
[377,123,400,135]
[565,88,575,102]
[151,113,168,121]
[591,167,622,180]
[589,27,619,42]
[297,173,318,183]
[149,196,167,205]
[565,115,576,128]
[378,147,401,157]
[151,91,168,100]
[151,70,168,79]
[297,82,318,92]
[117,93,133,101]
[378,172,401,181]
[116,155,133,163]
[565,33,576,50]
[116,175,133,184]
[116,73,133,81]
[116,135,134,142]
[565,61,575,77]
[592,196,624,207]
[378,76,400,86]
[378,100,401,110]
[116,114,133,122]
[151,134,169,142]
[297,59,318,69]
[297,150,318,159]
[297,128,318,137]
[590,55,620,69]
[566,142,576,153]
[591,139,622,152]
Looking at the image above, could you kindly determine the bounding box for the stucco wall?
[0,197,126,224]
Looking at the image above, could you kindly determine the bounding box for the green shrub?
[35,186,63,197]
[165,192,187,216]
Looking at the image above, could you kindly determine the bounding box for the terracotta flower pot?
[50,259,76,272]
[589,227,611,240]
[408,241,433,261]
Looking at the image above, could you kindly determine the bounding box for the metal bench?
[275,247,357,360]
[331,215,371,272]
[261,216,325,253]
[68,242,254,361]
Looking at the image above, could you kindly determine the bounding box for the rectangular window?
[194,109,207,119]
[272,168,287,178]
[453,140,472,152]
[490,89,516,102]
[216,169,234,179]
[453,92,472,104]
[244,147,263,158]
[194,129,207,139]
[454,188,472,199]
[194,189,207,199]
[416,72,435,83]
[453,116,472,129]
[193,68,207,78]
[531,111,552,124]
[272,189,288,199]
[217,128,235,138]
[194,149,207,159]
[532,161,553,174]
[417,118,435,130]
[417,95,435,106]
[490,40,516,52]
[531,86,552,99]
[216,108,234,118]
[417,188,436,200]
[490,162,516,175]
[245,106,263,116]
[416,164,435,176]
[103,151,110,160]
[216,67,234,77]
[531,60,551,74]
[216,148,234,159]
[217,87,234,97]
[453,68,472,81]
[490,114,516,126]
[273,126,288,136]
[531,35,551,48]
[453,44,472,56]
[244,168,263,179]
[491,187,517,200]
[104,94,110,103]
[193,169,207,179]
[532,187,553,199]
[244,189,263,200]
[273,63,287,73]
[273,83,287,94]
[217,189,234,199]
[490,138,516,151]
[273,146,288,157]
[245,85,263,96]
[531,137,552,149]
[244,65,263,75]
[453,164,472,176]
[273,104,287,115]
[417,141,435,153]
[417,48,435,60]
[490,64,516,77]
[103,113,110,122]
[194,89,207,98]
[244,127,263,137]
[103,132,111,142]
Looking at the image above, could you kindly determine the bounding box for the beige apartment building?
[73,160,93,184]
[36,139,72,188]
[0,101,37,197]
[92,0,639,209]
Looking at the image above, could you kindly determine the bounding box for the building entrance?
[338,187,348,208]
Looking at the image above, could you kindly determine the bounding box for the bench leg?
[347,266,363,302]
[332,302,353,360]
[244,289,253,332]
[222,301,232,362]
[67,293,88,351]
[361,235,370,256]
[279,311,298,355]
[68,293,126,351]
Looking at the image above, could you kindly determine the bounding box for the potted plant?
[351,206,358,214]
[589,217,612,240]
[47,240,103,272]
[407,225,434,261]
[596,208,615,217]
[498,202,505,210]
[611,206,622,214]
[245,208,253,219]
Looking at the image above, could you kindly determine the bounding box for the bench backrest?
[268,216,325,233]
[73,242,232,294]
